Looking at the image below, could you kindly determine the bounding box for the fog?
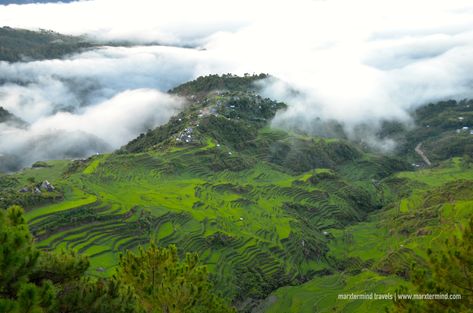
[0,46,203,170]
[0,88,183,168]
[1,0,473,169]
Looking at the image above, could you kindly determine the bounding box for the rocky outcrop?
[40,180,55,192]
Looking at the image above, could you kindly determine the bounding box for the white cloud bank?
[0,87,184,169]
[0,46,197,170]
[1,0,473,168]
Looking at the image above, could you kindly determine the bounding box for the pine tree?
[0,205,55,313]
[30,250,89,284]
[1,206,233,313]
[53,278,140,313]
[116,243,235,313]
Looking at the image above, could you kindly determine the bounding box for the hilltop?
[0,27,96,62]
[123,74,365,175]
[1,74,472,312]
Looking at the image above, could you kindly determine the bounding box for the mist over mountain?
[1,2,473,313]
[1,73,472,313]
[1,0,473,169]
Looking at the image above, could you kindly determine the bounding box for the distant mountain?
[0,27,95,62]
[0,106,27,126]
[376,99,473,164]
[0,106,15,123]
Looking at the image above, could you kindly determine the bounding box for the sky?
[1,0,473,169]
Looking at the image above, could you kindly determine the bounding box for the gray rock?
[40,180,55,192]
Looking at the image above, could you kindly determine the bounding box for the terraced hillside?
[262,158,473,312]
[1,75,473,312]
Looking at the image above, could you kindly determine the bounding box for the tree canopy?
[0,206,234,313]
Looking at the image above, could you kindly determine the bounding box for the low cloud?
[1,0,473,166]
[0,46,204,170]
[30,88,184,147]
[0,88,184,170]
[0,0,254,46]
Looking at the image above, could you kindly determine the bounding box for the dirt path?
[415,143,432,166]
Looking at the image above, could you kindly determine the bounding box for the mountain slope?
[0,106,26,126]
[1,74,472,312]
[263,158,473,312]
[378,99,473,164]
[0,27,94,62]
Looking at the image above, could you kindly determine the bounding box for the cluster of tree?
[0,205,235,313]
[385,99,473,162]
[0,27,94,62]
[393,217,473,312]
[0,176,62,210]
[122,113,189,153]
[169,74,268,96]
[199,115,257,150]
[214,92,286,125]
[415,100,473,130]
[262,138,361,175]
[423,134,473,162]
[123,89,285,154]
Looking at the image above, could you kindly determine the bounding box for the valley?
[2,74,472,312]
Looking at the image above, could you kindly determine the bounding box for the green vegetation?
[393,217,473,313]
[264,159,473,313]
[0,160,66,209]
[0,27,95,62]
[381,99,473,164]
[263,271,405,313]
[118,243,235,313]
[2,74,473,312]
[0,205,54,313]
[0,206,233,313]
[168,73,268,95]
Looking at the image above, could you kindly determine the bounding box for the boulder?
[40,180,55,192]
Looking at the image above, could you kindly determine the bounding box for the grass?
[83,154,110,175]
[25,187,96,221]
[397,158,473,186]
[4,89,473,312]
[2,74,473,313]
[15,160,71,184]
[263,161,473,312]
[264,271,406,313]
[10,145,472,312]
[15,140,381,300]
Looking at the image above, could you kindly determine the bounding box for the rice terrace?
[1,2,473,313]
